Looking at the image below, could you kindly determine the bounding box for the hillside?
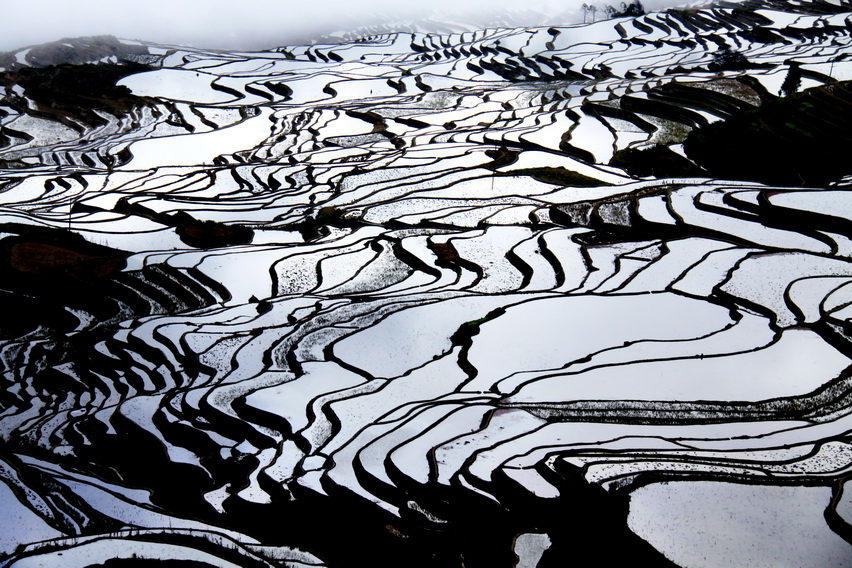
[0,1,851,566]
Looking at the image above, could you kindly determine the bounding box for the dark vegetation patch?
[0,224,227,338]
[0,224,128,281]
[609,145,705,178]
[608,79,852,184]
[91,198,255,249]
[0,61,153,128]
[171,212,255,249]
[454,307,507,339]
[684,80,852,186]
[503,167,611,187]
[605,0,645,18]
[708,48,769,72]
[10,62,146,105]
[0,225,130,337]
[483,146,520,169]
[290,205,363,241]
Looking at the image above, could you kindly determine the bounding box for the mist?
[1,0,690,53]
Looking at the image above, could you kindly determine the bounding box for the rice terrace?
[0,0,851,566]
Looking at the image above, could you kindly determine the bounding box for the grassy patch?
[503,167,611,187]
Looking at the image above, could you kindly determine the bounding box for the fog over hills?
[2,0,687,52]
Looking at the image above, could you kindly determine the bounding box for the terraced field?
[1,0,851,566]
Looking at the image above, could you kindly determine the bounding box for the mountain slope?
[0,1,851,567]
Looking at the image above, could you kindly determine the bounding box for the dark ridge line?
[504,236,537,290]
[387,236,443,279]
[486,298,762,391]
[427,238,484,287]
[264,81,293,101]
[585,246,652,294]
[755,190,852,241]
[608,461,852,500]
[209,79,246,101]
[825,474,852,545]
[536,231,568,288]
[0,450,124,537]
[549,439,808,469]
[196,387,278,453]
[549,188,828,257]
[312,240,384,294]
[8,528,282,568]
[815,319,852,361]
[163,102,196,132]
[502,353,852,423]
[449,306,507,388]
[782,274,852,328]
[189,105,222,130]
[243,83,274,102]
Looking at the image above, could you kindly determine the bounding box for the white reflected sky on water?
[2,0,691,53]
